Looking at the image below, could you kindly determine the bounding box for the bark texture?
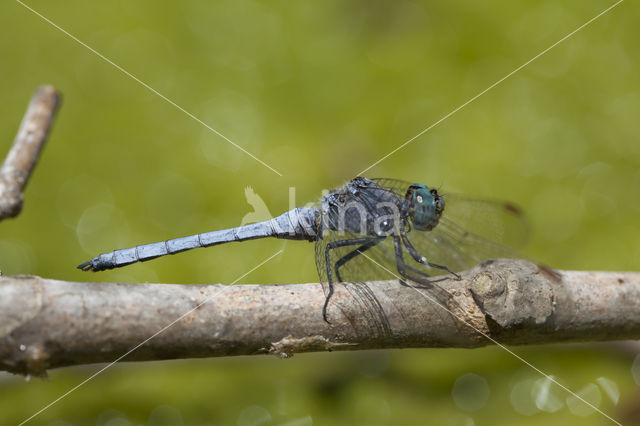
[1,259,638,376]
[0,85,60,220]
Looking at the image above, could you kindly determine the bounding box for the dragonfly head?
[405,184,444,231]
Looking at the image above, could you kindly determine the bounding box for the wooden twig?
[0,259,638,376]
[0,86,61,221]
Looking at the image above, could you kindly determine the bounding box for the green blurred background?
[1,0,639,424]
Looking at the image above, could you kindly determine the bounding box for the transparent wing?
[403,218,522,276]
[369,178,413,197]
[371,177,529,273]
[370,177,529,249]
[441,194,529,249]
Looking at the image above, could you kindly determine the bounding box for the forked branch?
[0,259,638,376]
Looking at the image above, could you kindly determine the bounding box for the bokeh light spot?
[532,376,563,413]
[596,377,619,405]
[237,405,272,426]
[452,373,490,412]
[510,379,538,416]
[566,383,602,417]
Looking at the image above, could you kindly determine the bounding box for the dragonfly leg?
[334,237,385,282]
[323,237,380,323]
[392,237,463,323]
[392,236,449,287]
[400,233,461,279]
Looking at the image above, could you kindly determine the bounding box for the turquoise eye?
[406,184,444,231]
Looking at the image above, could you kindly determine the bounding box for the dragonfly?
[78,177,527,324]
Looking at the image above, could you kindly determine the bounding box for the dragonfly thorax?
[406,183,443,231]
[320,178,410,237]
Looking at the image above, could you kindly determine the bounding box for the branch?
[1,259,638,376]
[0,86,61,221]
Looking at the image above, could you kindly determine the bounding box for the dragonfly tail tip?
[77,260,96,272]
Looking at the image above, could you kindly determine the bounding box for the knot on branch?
[469,259,556,328]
